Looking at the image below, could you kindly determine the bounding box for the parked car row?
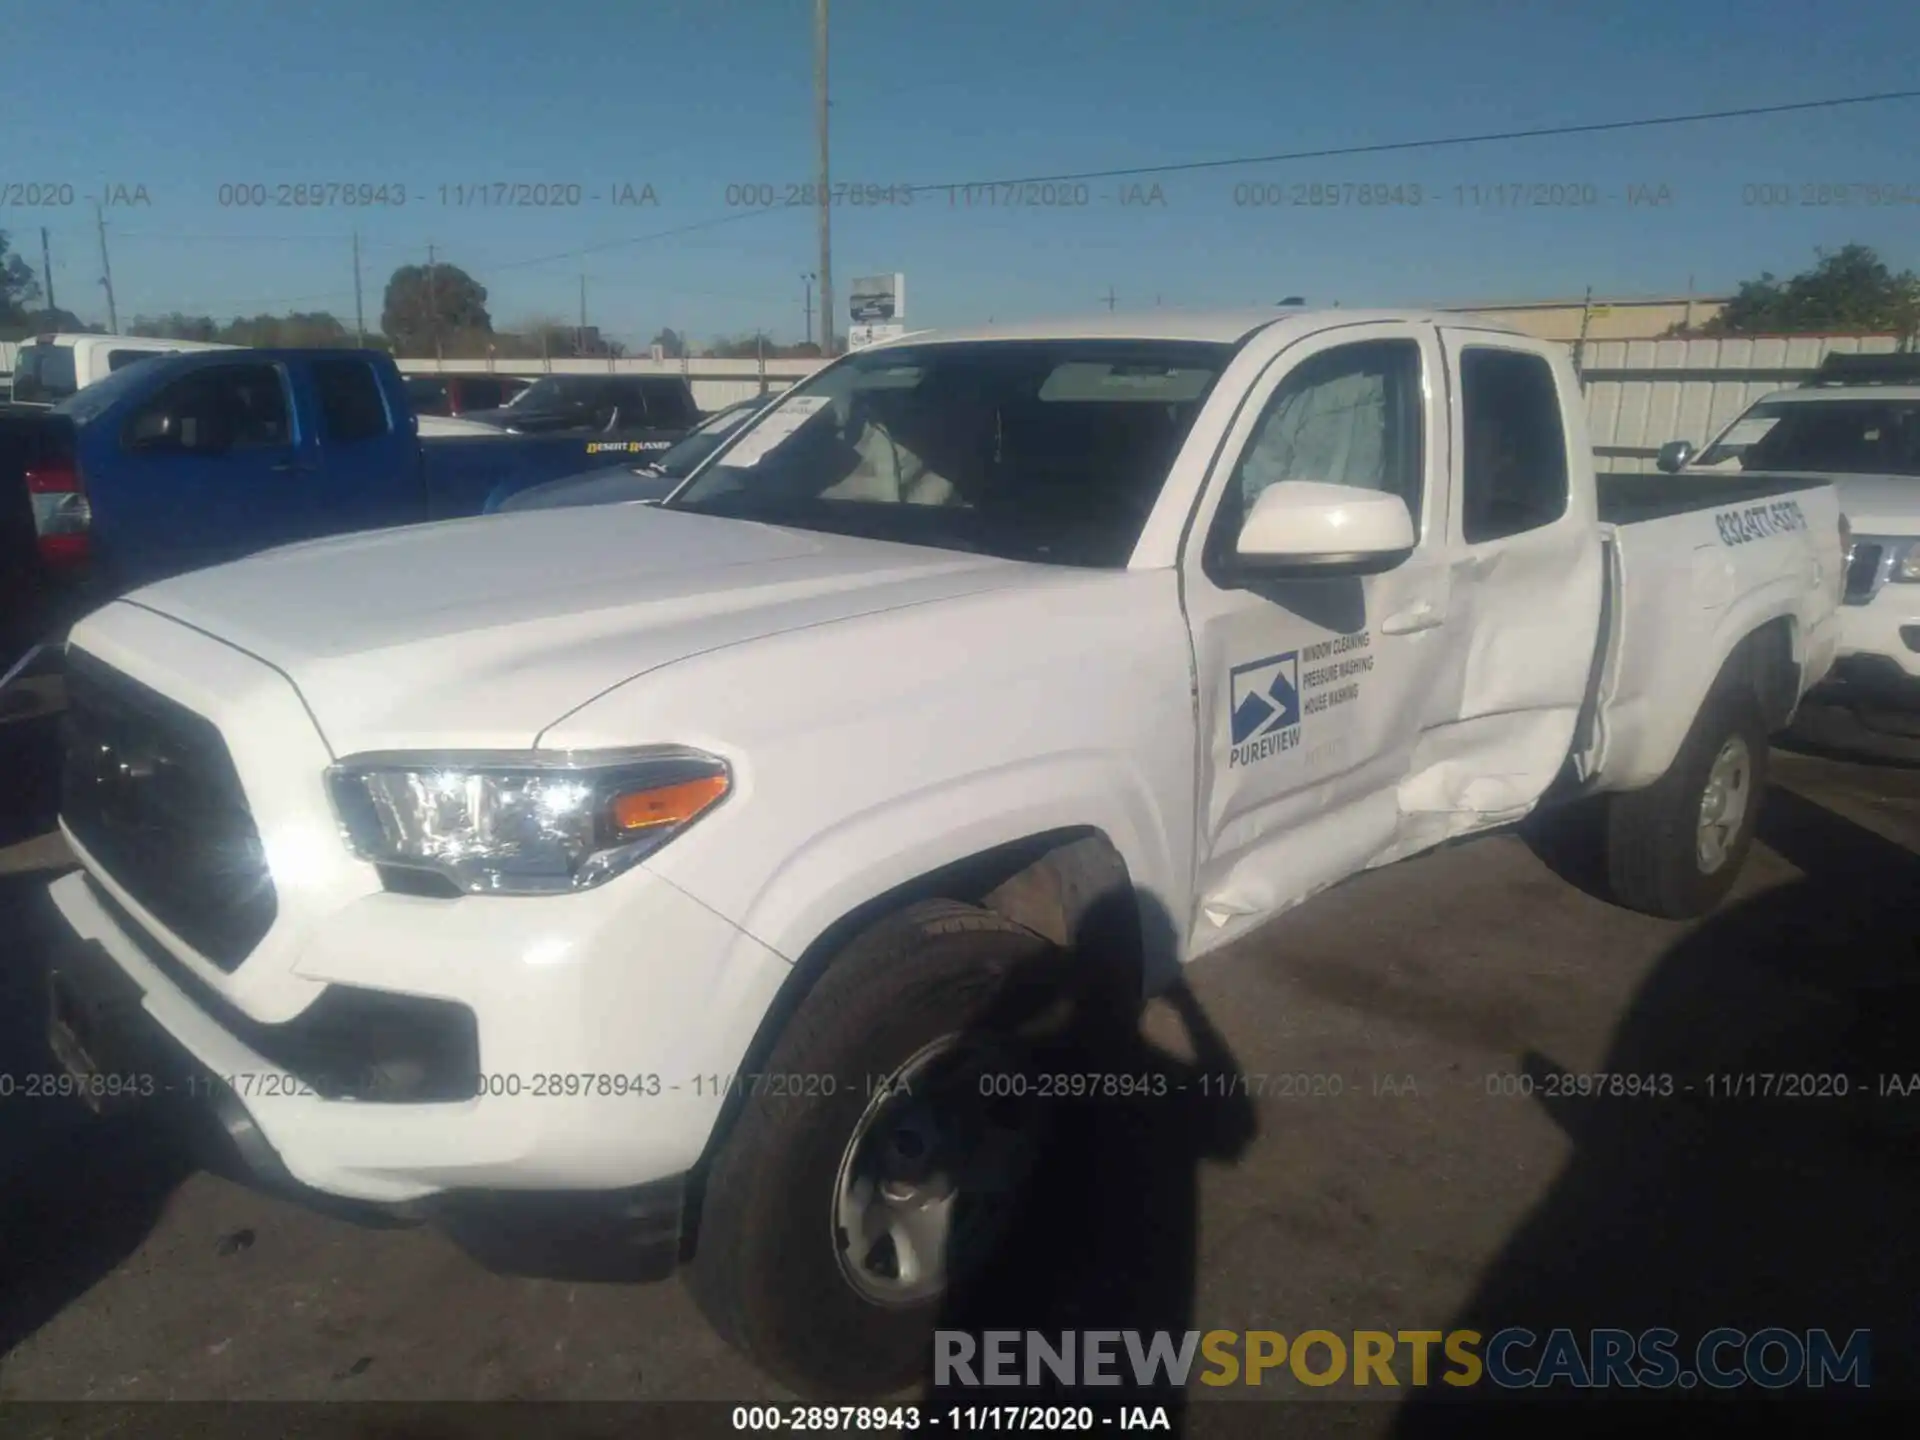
[0,347,704,665]
[486,393,777,512]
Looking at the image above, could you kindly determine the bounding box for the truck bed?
[1596,472,1830,526]
[1578,474,1843,794]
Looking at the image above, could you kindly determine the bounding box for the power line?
[903,87,1920,192]
[105,85,1920,317]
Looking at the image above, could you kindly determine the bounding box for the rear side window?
[12,345,79,402]
[1458,347,1569,543]
[405,376,450,415]
[642,380,699,429]
[313,359,392,442]
[458,378,506,410]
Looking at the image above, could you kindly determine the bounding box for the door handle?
[1380,601,1443,636]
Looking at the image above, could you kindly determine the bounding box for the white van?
[8,333,240,405]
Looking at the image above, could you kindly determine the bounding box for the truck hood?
[121,506,1029,755]
[1729,470,1919,534]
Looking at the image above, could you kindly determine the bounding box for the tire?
[685,899,1082,1400]
[1605,682,1770,919]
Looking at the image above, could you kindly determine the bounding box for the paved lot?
[1,701,1916,1428]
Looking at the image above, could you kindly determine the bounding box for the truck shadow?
[0,715,198,1364]
[919,890,1259,1434]
[1394,785,1920,1432]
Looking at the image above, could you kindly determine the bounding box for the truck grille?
[1843,542,1883,604]
[61,648,277,970]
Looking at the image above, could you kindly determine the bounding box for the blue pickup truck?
[0,347,693,667]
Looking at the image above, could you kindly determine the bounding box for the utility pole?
[802,272,816,347]
[94,203,119,333]
[1574,283,1594,387]
[352,231,365,346]
[39,227,56,315]
[814,0,834,357]
[427,242,442,364]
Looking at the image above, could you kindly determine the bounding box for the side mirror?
[1655,439,1695,473]
[1232,483,1415,578]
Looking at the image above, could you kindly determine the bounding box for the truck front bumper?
[1795,594,1920,754]
[44,853,793,1262]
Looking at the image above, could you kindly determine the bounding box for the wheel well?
[1730,616,1799,732]
[679,828,1139,1235]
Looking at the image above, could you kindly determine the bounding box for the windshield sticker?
[720,394,834,467]
[586,440,671,453]
[1715,498,1808,546]
[1227,632,1373,770]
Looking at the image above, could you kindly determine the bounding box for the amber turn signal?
[610,773,730,832]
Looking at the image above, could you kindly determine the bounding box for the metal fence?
[1579,333,1907,473]
[389,356,824,412]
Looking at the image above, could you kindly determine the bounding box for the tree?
[21,307,97,335]
[130,312,221,342]
[0,228,45,334]
[381,260,491,355]
[219,312,353,348]
[1680,244,1920,339]
[697,332,820,360]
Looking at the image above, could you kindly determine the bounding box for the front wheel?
[685,900,1070,1399]
[1605,685,1770,918]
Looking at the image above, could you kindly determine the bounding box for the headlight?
[1892,540,1920,584]
[325,747,730,895]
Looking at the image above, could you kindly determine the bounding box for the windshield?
[12,344,79,403]
[666,340,1230,567]
[652,398,771,475]
[509,377,599,410]
[1699,398,1920,475]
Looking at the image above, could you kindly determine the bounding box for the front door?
[92,360,313,587]
[1179,321,1458,960]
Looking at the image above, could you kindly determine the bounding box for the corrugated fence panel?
[1583,333,1905,473]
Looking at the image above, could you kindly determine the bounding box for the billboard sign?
[849,273,905,325]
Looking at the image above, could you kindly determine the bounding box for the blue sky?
[6,0,1920,346]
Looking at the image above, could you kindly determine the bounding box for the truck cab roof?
[872,307,1529,348]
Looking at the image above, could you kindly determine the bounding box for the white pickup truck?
[1657,352,1919,758]
[42,310,1843,1397]
[7,332,239,404]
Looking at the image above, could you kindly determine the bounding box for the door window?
[1458,348,1568,542]
[1223,340,1424,539]
[124,364,292,452]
